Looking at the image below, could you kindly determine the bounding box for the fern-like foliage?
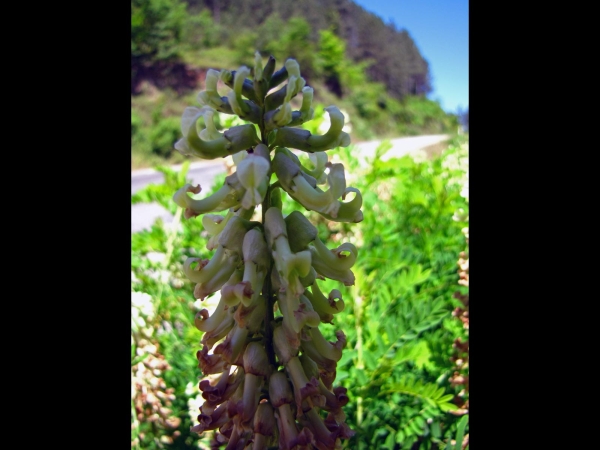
[381,376,457,412]
[327,137,469,449]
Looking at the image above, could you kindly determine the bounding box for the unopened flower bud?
[218,216,254,258]
[197,108,223,141]
[236,153,270,209]
[223,123,261,152]
[193,296,229,333]
[254,54,272,102]
[241,343,269,423]
[219,69,233,85]
[311,187,364,223]
[254,402,275,436]
[242,228,269,268]
[173,183,231,218]
[269,63,288,89]
[264,82,290,112]
[243,342,270,377]
[300,339,337,388]
[285,59,301,78]
[303,408,336,448]
[268,370,294,407]
[270,186,283,209]
[272,150,301,188]
[262,55,276,82]
[315,238,357,270]
[297,295,321,328]
[191,401,228,434]
[231,66,257,103]
[307,327,345,362]
[304,281,345,317]
[196,69,228,110]
[286,163,348,218]
[226,90,261,123]
[326,163,346,199]
[299,267,317,289]
[202,211,234,250]
[252,143,270,161]
[264,206,287,245]
[197,345,228,376]
[303,151,328,182]
[282,84,314,128]
[269,102,293,128]
[291,427,316,448]
[299,86,314,122]
[253,51,263,82]
[308,106,350,148]
[272,106,350,152]
[269,371,299,449]
[273,324,298,365]
[272,149,317,193]
[265,207,311,294]
[307,236,357,286]
[299,354,319,381]
[284,211,317,253]
[284,355,323,414]
[184,245,237,287]
[214,298,265,362]
[174,107,229,159]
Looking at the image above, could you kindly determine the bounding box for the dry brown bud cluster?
[450,227,469,418]
[132,339,182,446]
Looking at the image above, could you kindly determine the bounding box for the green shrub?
[182,9,222,50]
[231,30,260,65]
[325,137,469,449]
[131,0,187,63]
[131,94,469,450]
[132,108,151,160]
[149,116,181,158]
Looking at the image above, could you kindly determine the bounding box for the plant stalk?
[260,107,277,368]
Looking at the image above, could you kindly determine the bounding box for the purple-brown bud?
[273,324,299,364]
[243,342,271,377]
[268,371,294,407]
[254,402,276,436]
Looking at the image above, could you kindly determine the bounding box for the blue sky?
[352,0,468,113]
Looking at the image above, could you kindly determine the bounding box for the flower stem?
[260,108,277,368]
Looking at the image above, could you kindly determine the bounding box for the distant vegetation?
[131,0,462,169]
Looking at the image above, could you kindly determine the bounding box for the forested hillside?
[131,0,460,168]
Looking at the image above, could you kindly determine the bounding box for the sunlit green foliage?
[326,138,469,449]
[131,134,469,449]
[131,0,188,63]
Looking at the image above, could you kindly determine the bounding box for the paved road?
[132,160,227,233]
[131,134,449,233]
[131,160,227,195]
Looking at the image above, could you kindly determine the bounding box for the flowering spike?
[170,54,360,447]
